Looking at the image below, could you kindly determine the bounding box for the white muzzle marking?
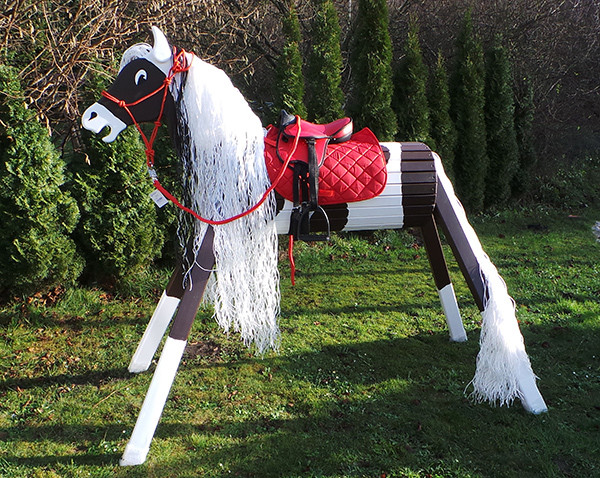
[81,103,127,143]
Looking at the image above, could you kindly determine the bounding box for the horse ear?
[150,26,172,64]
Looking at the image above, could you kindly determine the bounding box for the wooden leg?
[516,364,548,414]
[434,178,485,312]
[421,217,467,342]
[433,168,547,414]
[128,268,185,373]
[120,226,216,466]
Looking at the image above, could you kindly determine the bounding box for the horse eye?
[134,69,147,85]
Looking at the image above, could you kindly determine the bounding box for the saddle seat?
[281,113,353,143]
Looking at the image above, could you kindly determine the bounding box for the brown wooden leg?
[421,217,467,342]
[434,178,485,311]
[121,226,216,466]
[128,235,200,373]
[128,266,184,373]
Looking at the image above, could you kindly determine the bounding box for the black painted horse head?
[82,27,180,142]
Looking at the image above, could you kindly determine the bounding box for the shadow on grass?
[0,333,474,475]
[0,308,157,330]
[0,367,131,392]
[3,450,121,468]
[280,300,454,321]
[2,319,599,477]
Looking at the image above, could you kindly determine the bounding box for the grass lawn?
[1,205,599,477]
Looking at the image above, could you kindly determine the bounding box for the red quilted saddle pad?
[264,126,387,205]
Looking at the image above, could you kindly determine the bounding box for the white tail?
[434,154,547,413]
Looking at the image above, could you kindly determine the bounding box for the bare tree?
[0,0,284,141]
[1,0,598,161]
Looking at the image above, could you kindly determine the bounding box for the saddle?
[264,111,387,241]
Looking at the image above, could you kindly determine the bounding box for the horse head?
[81,27,175,142]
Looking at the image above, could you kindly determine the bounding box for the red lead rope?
[102,48,301,226]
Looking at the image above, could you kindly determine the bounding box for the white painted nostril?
[81,102,126,142]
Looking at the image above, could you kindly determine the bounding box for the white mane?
[176,57,280,353]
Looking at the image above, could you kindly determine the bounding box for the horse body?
[82,27,547,466]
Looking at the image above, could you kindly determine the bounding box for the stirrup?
[295,204,330,242]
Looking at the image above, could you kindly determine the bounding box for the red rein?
[102,48,300,226]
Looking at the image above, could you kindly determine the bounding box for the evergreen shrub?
[450,10,488,212]
[512,76,538,198]
[533,155,600,209]
[72,125,164,284]
[484,36,519,208]
[149,125,181,265]
[349,0,397,141]
[275,3,307,119]
[393,18,431,144]
[0,64,83,297]
[306,0,345,123]
[429,52,457,179]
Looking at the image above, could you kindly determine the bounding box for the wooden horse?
[81,27,547,466]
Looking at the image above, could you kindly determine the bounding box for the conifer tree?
[512,76,537,198]
[450,10,488,212]
[429,52,457,179]
[72,99,164,283]
[0,64,83,297]
[393,18,431,144]
[151,125,180,264]
[484,36,519,208]
[275,2,307,119]
[349,0,397,141]
[306,0,345,123]
[72,127,164,283]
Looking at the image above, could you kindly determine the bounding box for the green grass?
[1,206,599,477]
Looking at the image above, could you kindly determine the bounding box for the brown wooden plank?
[400,142,431,151]
[401,159,435,172]
[402,194,436,206]
[169,227,215,341]
[420,217,452,290]
[401,150,434,161]
[434,178,485,311]
[403,214,433,227]
[403,205,436,217]
[402,171,437,183]
[402,183,436,195]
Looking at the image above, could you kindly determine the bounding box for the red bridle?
[102,48,300,226]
